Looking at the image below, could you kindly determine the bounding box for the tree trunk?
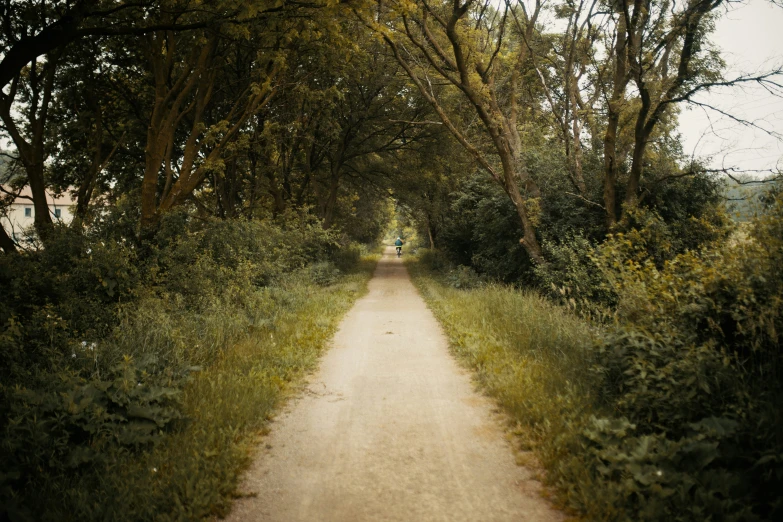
[271,184,286,217]
[139,32,211,234]
[497,134,545,264]
[569,84,588,195]
[74,104,124,221]
[625,135,646,212]
[0,54,59,241]
[620,0,715,218]
[322,136,347,229]
[602,11,629,230]
[27,162,54,239]
[140,130,165,234]
[507,183,545,265]
[603,112,620,229]
[321,171,340,229]
[0,225,17,253]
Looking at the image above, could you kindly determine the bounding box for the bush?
[437,175,533,282]
[416,247,452,273]
[534,232,615,314]
[0,225,139,385]
[581,194,783,520]
[0,210,370,521]
[570,415,754,521]
[302,261,342,286]
[2,356,184,496]
[409,194,783,520]
[430,167,728,287]
[444,265,485,289]
[329,242,362,272]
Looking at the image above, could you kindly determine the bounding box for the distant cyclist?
[394,237,404,257]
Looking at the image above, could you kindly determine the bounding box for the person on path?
[394,237,404,256]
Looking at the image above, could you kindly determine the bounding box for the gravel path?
[224,248,563,521]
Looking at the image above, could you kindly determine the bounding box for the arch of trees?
[2,2,783,520]
[1,0,779,264]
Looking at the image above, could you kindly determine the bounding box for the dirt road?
[225,248,562,521]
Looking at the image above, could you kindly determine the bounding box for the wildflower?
[656,470,663,477]
[71,353,76,358]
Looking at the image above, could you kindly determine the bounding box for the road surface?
[224,247,562,521]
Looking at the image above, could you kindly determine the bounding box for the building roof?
[1,185,76,206]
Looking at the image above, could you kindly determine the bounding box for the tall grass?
[34,260,376,521]
[407,261,600,512]
[410,235,783,521]
[79,267,373,520]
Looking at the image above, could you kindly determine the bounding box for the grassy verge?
[410,227,783,522]
[67,258,378,521]
[406,259,599,515]
[409,197,783,521]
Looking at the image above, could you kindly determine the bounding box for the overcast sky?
[678,0,783,176]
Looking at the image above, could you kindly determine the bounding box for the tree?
[0,49,61,238]
[137,21,280,233]
[363,0,552,263]
[0,0,226,240]
[388,121,467,249]
[47,41,128,221]
[597,0,782,226]
[236,22,435,228]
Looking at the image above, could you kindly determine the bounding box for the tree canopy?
[0,0,780,263]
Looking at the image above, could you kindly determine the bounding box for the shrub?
[416,247,452,273]
[303,261,342,287]
[534,232,615,314]
[4,357,184,464]
[437,175,532,282]
[0,225,139,384]
[583,193,783,519]
[570,415,754,521]
[329,243,362,272]
[0,210,370,521]
[445,265,485,289]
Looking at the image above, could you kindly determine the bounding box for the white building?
[1,185,75,242]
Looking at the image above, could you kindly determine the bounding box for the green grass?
[407,259,598,515]
[65,259,377,521]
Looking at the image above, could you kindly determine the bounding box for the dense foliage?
[583,196,783,520]
[0,212,374,520]
[411,190,783,520]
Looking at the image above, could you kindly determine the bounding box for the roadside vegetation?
[2,0,782,520]
[0,209,378,521]
[408,193,783,521]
